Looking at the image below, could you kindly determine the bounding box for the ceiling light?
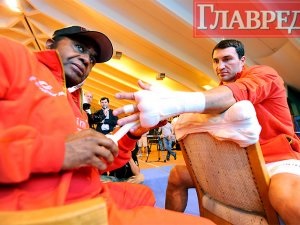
[5,0,22,13]
[156,73,165,80]
[115,51,122,59]
[202,84,213,90]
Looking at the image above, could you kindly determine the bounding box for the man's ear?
[240,55,246,66]
[45,39,55,49]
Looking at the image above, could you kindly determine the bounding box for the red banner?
[193,0,300,37]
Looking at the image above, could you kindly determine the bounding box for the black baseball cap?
[53,26,113,63]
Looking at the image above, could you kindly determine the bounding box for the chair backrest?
[180,132,280,225]
[0,197,107,225]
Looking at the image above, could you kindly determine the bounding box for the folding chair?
[180,132,280,225]
[146,129,167,162]
[0,197,107,225]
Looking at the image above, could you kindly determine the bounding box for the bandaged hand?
[114,80,206,128]
[134,90,205,127]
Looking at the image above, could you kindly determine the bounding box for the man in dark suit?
[92,97,118,134]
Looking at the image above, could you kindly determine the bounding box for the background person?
[137,131,149,157]
[101,143,144,184]
[92,97,118,134]
[83,91,94,113]
[113,39,300,224]
[158,120,176,162]
[171,116,180,150]
[83,91,94,128]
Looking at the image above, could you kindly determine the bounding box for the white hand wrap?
[123,104,135,114]
[107,121,140,144]
[135,90,205,127]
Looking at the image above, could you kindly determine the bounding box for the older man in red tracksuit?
[0,26,215,225]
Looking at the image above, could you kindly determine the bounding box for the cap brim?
[76,31,113,63]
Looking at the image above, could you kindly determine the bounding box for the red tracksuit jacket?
[0,37,135,210]
[224,65,300,163]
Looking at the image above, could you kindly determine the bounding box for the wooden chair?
[180,132,280,225]
[0,197,107,225]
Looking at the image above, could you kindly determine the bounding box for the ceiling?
[1,0,299,111]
